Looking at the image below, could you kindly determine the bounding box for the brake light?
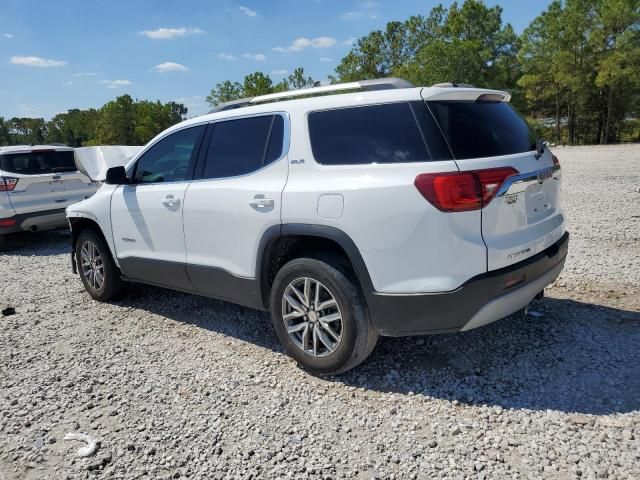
[0,218,17,228]
[414,167,518,212]
[0,176,18,192]
[552,154,560,167]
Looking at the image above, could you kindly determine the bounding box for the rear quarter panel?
[282,103,487,294]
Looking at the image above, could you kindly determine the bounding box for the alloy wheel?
[80,241,104,291]
[282,277,343,357]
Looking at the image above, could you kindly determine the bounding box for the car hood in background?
[74,146,143,181]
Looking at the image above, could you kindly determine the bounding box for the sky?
[0,0,553,120]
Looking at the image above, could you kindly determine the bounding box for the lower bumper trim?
[460,261,563,331]
[366,232,569,336]
[0,209,67,234]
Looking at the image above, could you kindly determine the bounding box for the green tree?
[0,117,11,146]
[518,0,638,144]
[206,67,316,107]
[133,100,188,143]
[336,0,519,92]
[94,95,138,145]
[287,67,315,89]
[592,0,640,143]
[242,71,274,97]
[8,117,47,144]
[46,108,100,146]
[206,80,244,107]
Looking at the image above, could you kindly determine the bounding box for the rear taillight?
[0,176,18,192]
[0,218,17,228]
[414,167,518,212]
[552,154,560,167]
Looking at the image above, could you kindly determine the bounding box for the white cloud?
[271,69,288,75]
[341,37,357,46]
[139,27,205,39]
[10,56,67,67]
[319,57,333,62]
[340,11,363,19]
[64,81,73,86]
[3,33,14,39]
[242,53,266,61]
[155,62,189,73]
[72,72,97,77]
[100,79,132,89]
[340,1,379,20]
[238,6,257,17]
[218,53,236,61]
[273,36,337,53]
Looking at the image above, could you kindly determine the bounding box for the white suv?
[67,79,568,375]
[0,145,97,250]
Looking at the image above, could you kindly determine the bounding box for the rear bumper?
[0,208,68,234]
[367,232,569,336]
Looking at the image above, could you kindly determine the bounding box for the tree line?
[208,0,639,145]
[1,0,637,147]
[0,95,187,147]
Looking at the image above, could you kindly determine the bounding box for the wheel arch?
[68,216,118,270]
[258,224,374,310]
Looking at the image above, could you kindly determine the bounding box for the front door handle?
[249,197,274,208]
[162,195,180,208]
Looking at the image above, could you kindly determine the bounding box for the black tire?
[75,229,127,301]
[0,234,6,251]
[270,257,378,376]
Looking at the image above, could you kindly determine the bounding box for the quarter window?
[202,115,284,180]
[133,125,205,184]
[308,102,451,165]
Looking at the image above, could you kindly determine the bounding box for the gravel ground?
[1,145,639,480]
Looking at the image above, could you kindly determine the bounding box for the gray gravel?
[1,145,639,480]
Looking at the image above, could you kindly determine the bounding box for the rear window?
[0,150,76,175]
[308,102,452,165]
[427,101,537,160]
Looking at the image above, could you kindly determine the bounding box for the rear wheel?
[0,234,6,251]
[270,257,378,375]
[75,229,127,301]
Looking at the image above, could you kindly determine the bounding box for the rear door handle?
[249,197,274,208]
[162,195,180,208]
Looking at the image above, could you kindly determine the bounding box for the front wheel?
[270,257,378,375]
[75,229,127,301]
[0,234,6,251]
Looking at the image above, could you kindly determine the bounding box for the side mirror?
[105,166,129,185]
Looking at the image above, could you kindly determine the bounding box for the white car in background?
[0,145,97,250]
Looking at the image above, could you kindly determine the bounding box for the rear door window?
[201,114,283,179]
[308,102,451,165]
[0,150,76,174]
[427,101,538,159]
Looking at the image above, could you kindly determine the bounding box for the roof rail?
[208,77,414,113]
[210,97,255,113]
[432,82,476,88]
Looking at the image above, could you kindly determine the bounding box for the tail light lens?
[0,218,17,228]
[552,153,560,167]
[415,167,518,212]
[0,176,18,192]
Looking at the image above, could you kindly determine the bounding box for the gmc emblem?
[537,168,554,184]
